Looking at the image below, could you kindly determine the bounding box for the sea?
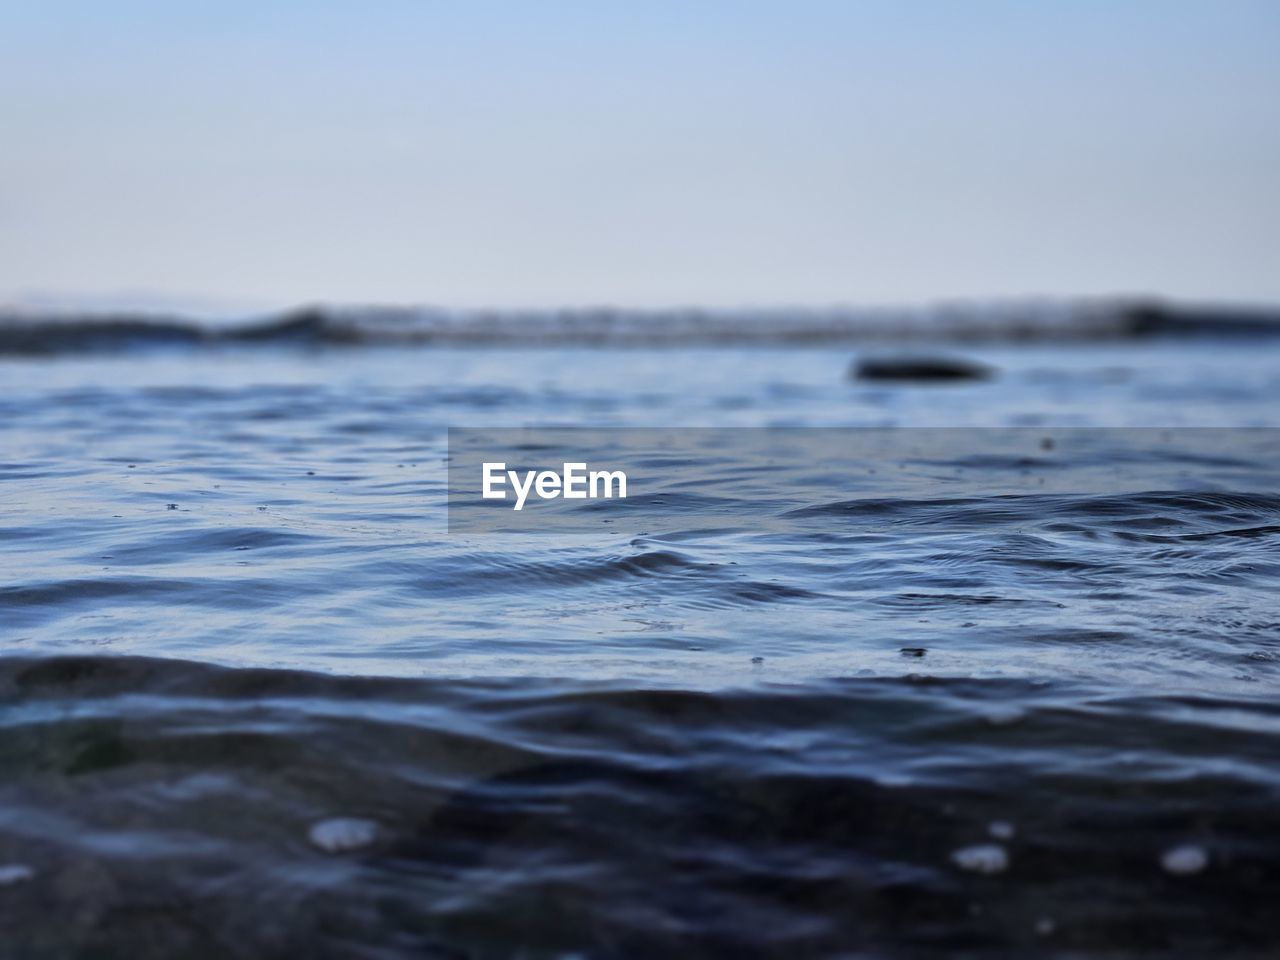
[0,301,1278,957]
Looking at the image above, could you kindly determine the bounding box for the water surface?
[1,338,1278,957]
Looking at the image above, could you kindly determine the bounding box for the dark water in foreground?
[1,338,1279,957]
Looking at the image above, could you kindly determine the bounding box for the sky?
[1,1,1277,312]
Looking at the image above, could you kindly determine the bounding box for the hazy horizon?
[3,1,1278,309]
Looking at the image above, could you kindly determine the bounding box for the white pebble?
[0,864,34,886]
[1161,844,1208,876]
[950,844,1008,874]
[988,820,1015,840]
[308,817,379,853]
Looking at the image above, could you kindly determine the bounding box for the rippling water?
[1,337,1278,957]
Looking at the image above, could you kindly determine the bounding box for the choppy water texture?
[1,327,1279,957]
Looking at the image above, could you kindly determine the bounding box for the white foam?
[988,820,1015,840]
[308,817,379,853]
[984,707,1027,727]
[1160,844,1208,876]
[950,844,1009,874]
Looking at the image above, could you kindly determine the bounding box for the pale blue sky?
[1,1,1277,310]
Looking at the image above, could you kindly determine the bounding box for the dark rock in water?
[851,356,994,383]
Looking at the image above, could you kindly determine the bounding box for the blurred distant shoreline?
[1,297,1279,355]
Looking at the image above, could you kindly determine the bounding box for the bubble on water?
[0,864,34,886]
[988,820,1015,840]
[1161,844,1208,876]
[308,817,379,853]
[950,844,1008,874]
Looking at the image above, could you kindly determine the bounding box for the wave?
[2,299,1279,354]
